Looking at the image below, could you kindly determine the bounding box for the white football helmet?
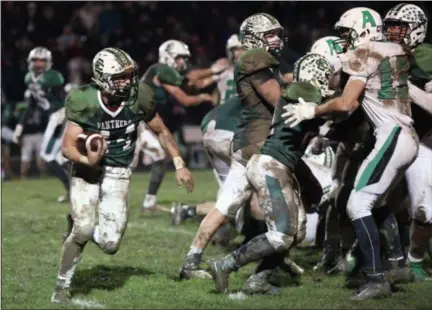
[27,46,52,72]
[239,13,284,54]
[334,7,384,49]
[384,3,428,49]
[293,53,335,98]
[226,34,243,62]
[309,36,343,72]
[92,47,138,103]
[158,40,191,72]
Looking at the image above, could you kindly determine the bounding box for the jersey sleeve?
[340,43,380,83]
[47,70,65,87]
[283,81,322,104]
[138,82,157,122]
[157,65,183,86]
[65,89,91,127]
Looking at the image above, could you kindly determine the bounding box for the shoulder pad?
[237,48,279,74]
[46,69,65,86]
[157,64,183,86]
[282,81,322,104]
[65,85,96,125]
[24,72,32,84]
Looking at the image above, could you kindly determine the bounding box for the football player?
[208,54,335,294]
[139,40,212,212]
[172,35,245,225]
[12,47,70,202]
[179,13,286,280]
[283,8,418,300]
[51,48,194,303]
[384,3,432,281]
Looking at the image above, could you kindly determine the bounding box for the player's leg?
[142,124,168,212]
[34,132,46,175]
[405,138,432,280]
[347,126,418,300]
[20,134,34,179]
[172,130,232,225]
[180,148,253,279]
[41,114,70,200]
[51,175,99,303]
[209,155,306,294]
[93,167,132,254]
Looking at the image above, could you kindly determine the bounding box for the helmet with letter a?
[91,47,139,104]
[27,46,53,73]
[384,3,428,49]
[309,36,344,72]
[334,7,384,50]
[158,39,191,73]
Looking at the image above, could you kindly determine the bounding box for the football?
[76,132,104,155]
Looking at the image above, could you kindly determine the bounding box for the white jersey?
[215,66,235,105]
[341,41,413,128]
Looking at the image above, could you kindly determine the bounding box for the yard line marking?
[127,222,194,236]
[228,292,248,300]
[72,298,105,309]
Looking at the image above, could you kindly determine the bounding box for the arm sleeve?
[249,68,275,90]
[138,83,157,122]
[65,90,87,127]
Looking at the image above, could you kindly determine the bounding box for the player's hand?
[282,97,317,128]
[176,167,194,193]
[198,93,213,103]
[86,138,107,167]
[211,58,229,74]
[12,124,23,145]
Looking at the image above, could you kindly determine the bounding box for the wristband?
[173,156,185,170]
[79,155,90,165]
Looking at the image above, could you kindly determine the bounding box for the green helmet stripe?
[104,48,133,68]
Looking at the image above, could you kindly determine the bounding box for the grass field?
[2,170,432,309]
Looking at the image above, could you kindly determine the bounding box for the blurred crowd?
[5,1,430,103]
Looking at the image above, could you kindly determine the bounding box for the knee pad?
[73,224,95,245]
[265,230,294,251]
[102,240,121,255]
[346,191,373,221]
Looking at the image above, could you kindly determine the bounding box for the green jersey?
[232,48,282,152]
[140,63,184,131]
[65,83,156,167]
[24,69,65,113]
[410,43,432,138]
[261,82,323,170]
[201,96,243,134]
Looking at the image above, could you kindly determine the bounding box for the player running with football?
[51,47,194,303]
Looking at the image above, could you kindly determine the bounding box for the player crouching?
[51,47,194,303]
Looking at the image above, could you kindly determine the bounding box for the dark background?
[1,1,431,171]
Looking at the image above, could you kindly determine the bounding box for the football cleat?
[242,270,280,295]
[351,281,391,301]
[51,287,71,304]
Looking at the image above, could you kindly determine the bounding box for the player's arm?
[186,58,229,81]
[282,72,294,85]
[62,91,106,167]
[189,75,220,89]
[408,81,432,115]
[314,78,363,117]
[161,83,212,106]
[251,69,281,108]
[147,114,194,192]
